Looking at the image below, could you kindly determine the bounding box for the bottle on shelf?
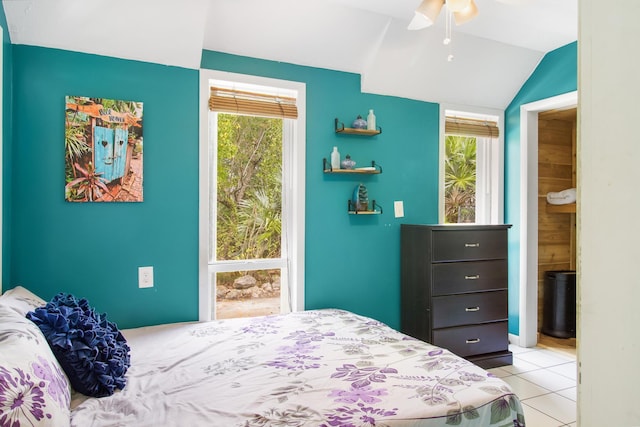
[341,154,356,170]
[367,109,376,131]
[331,146,341,169]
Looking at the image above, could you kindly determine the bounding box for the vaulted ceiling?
[2,0,577,109]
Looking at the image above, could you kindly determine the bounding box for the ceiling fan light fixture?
[415,0,444,23]
[408,0,480,60]
[445,0,471,13]
[407,11,433,30]
[453,0,478,25]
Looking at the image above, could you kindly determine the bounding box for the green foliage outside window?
[445,135,477,223]
[216,114,283,261]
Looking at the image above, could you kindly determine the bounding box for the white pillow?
[0,285,47,316]
[0,304,71,426]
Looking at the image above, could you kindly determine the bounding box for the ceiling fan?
[408,0,478,30]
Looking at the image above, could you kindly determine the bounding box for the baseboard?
[508,333,520,347]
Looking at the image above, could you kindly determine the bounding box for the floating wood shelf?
[546,203,576,214]
[348,200,382,215]
[348,210,381,215]
[335,118,381,135]
[323,158,382,174]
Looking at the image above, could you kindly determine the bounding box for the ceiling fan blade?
[453,0,478,25]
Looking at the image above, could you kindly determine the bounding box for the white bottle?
[331,146,341,169]
[367,109,376,131]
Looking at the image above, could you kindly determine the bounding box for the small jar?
[352,115,367,129]
[341,154,356,170]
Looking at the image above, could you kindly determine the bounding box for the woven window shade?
[209,87,298,119]
[445,116,499,138]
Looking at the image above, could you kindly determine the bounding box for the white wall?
[0,28,3,293]
[578,1,640,425]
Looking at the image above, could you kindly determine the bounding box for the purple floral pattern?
[329,386,388,404]
[0,304,71,427]
[67,308,526,427]
[31,356,69,409]
[266,353,322,371]
[263,327,336,371]
[321,402,399,427]
[284,329,335,345]
[277,342,320,355]
[241,315,282,337]
[0,366,50,427]
[331,364,398,389]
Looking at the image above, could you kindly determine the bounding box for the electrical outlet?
[138,266,154,288]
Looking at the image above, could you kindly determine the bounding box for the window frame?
[199,69,306,321]
[439,104,504,225]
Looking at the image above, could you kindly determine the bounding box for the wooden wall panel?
[539,178,574,195]
[539,163,572,180]
[538,144,572,165]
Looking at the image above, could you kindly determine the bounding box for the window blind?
[445,116,499,138]
[209,87,298,119]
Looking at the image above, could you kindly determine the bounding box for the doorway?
[518,91,577,348]
[536,107,577,355]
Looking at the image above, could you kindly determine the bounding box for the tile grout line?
[521,401,572,426]
[507,344,577,425]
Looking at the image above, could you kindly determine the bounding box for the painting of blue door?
[65,95,143,202]
[94,126,128,183]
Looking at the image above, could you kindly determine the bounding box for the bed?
[0,286,525,427]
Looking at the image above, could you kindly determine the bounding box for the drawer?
[432,229,507,262]
[432,290,508,328]
[432,260,507,295]
[433,322,509,357]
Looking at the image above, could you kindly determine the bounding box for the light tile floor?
[489,344,577,427]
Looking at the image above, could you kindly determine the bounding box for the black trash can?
[542,270,576,338]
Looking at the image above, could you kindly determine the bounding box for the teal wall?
[504,42,577,334]
[10,46,200,328]
[8,47,439,330]
[5,39,577,333]
[1,6,12,287]
[203,52,439,329]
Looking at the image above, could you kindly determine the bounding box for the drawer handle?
[465,274,480,280]
[466,338,481,344]
[464,243,480,248]
[465,306,480,312]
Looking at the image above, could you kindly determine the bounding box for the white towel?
[546,188,576,205]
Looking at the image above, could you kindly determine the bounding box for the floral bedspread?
[70,309,525,427]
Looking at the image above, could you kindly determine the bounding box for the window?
[440,107,503,225]
[199,71,306,321]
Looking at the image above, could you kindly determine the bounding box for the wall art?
[65,96,143,202]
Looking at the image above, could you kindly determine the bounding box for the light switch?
[138,266,154,288]
[394,201,404,218]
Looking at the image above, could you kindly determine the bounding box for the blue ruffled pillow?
[26,293,130,398]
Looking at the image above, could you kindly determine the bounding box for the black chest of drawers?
[400,224,513,369]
